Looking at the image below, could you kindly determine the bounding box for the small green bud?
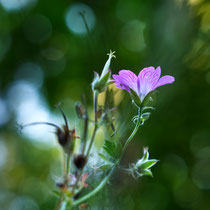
[128,147,158,179]
[135,147,158,177]
[100,50,116,79]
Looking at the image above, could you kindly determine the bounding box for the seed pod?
[73,154,87,169]
[56,126,70,147]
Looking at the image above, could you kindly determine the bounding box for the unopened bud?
[92,50,115,93]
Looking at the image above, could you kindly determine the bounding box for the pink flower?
[113,66,175,103]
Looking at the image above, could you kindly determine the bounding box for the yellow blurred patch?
[98,84,124,107]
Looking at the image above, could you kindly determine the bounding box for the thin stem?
[54,195,64,210]
[81,114,88,155]
[65,154,71,180]
[22,122,61,130]
[86,91,98,158]
[57,106,69,130]
[120,107,142,160]
[79,11,90,35]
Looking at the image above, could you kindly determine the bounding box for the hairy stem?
[120,107,142,160]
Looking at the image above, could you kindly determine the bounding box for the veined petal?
[118,70,138,93]
[138,66,161,101]
[112,74,130,92]
[155,75,175,89]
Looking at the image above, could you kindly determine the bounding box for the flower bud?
[135,147,158,177]
[128,147,158,178]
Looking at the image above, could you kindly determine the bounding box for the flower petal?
[155,75,175,88]
[112,74,130,92]
[138,66,161,101]
[118,70,138,93]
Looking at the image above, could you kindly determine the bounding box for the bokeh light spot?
[192,159,210,190]
[161,154,188,190]
[9,196,39,210]
[14,63,44,88]
[0,34,11,62]
[0,98,10,126]
[0,0,37,12]
[7,80,57,146]
[120,20,146,52]
[199,3,210,33]
[0,140,8,169]
[41,47,64,61]
[65,3,96,35]
[24,14,52,43]
[190,130,210,155]
[174,180,202,208]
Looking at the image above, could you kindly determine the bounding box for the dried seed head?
[56,126,70,147]
[73,154,87,169]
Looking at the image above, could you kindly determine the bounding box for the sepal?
[126,147,158,179]
[130,88,141,107]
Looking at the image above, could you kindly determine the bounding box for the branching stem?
[72,107,142,207]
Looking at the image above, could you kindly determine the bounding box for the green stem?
[71,107,142,207]
[65,153,71,181]
[81,114,88,155]
[120,107,142,160]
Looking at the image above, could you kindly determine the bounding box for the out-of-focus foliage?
[1,0,210,209]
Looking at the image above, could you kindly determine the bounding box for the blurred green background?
[1,0,210,209]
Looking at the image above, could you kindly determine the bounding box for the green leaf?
[103,140,121,159]
[99,164,112,170]
[98,153,112,164]
[51,190,61,197]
